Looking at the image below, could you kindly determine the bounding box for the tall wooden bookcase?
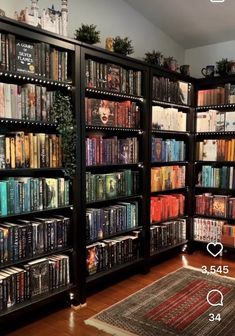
[0,17,80,330]
[193,75,235,253]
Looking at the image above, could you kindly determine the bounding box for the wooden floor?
[5,251,235,336]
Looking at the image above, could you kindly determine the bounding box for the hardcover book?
[16,40,35,74]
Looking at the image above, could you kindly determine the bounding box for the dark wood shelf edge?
[0,205,73,219]
[86,226,143,245]
[86,258,144,284]
[151,215,188,226]
[150,240,188,257]
[0,247,73,270]
[0,284,75,318]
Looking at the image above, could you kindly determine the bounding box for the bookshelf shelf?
[151,161,188,167]
[152,100,191,110]
[86,125,143,133]
[196,132,235,137]
[194,240,235,250]
[194,214,235,222]
[0,70,72,89]
[0,118,57,127]
[195,186,235,193]
[196,161,235,165]
[85,87,144,101]
[87,226,143,245]
[86,258,144,284]
[0,168,65,174]
[0,247,73,270]
[150,240,188,257]
[196,104,235,111]
[87,195,142,206]
[86,163,143,170]
[151,215,188,226]
[152,130,190,136]
[151,187,188,195]
[0,205,73,220]
[0,284,75,318]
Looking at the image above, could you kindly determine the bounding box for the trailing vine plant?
[52,92,76,179]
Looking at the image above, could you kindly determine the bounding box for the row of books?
[0,177,69,216]
[85,59,142,96]
[86,170,139,202]
[0,254,70,311]
[86,202,138,242]
[193,218,224,242]
[150,219,186,254]
[196,110,235,132]
[222,225,235,247]
[196,139,235,162]
[0,215,70,264]
[0,83,56,122]
[86,136,139,166]
[85,98,140,128]
[197,84,235,106]
[0,34,69,81]
[152,138,186,162]
[86,231,140,275]
[198,166,235,189]
[195,193,235,218]
[150,194,185,224]
[0,132,62,169]
[152,77,191,105]
[151,166,185,192]
[152,106,187,132]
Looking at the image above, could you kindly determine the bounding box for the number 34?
[209,314,221,322]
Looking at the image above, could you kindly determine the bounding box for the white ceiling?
[123,0,235,49]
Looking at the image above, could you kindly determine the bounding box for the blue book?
[0,181,8,216]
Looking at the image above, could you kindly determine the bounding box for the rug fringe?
[85,318,137,336]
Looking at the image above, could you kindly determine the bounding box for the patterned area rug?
[85,267,235,336]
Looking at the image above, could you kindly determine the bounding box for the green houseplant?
[75,24,100,44]
[216,58,229,76]
[52,92,76,178]
[144,50,164,66]
[112,36,134,56]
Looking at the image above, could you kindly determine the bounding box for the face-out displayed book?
[89,99,115,126]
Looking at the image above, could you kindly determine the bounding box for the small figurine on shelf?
[105,37,113,52]
[14,0,68,36]
[0,9,5,17]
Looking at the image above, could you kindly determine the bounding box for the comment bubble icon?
[206,290,224,307]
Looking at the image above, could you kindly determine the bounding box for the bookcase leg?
[184,242,195,255]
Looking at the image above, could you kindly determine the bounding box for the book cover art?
[15,40,35,74]
[26,258,49,297]
[178,81,189,105]
[45,178,58,209]
[118,139,130,164]
[86,244,99,275]
[213,196,227,218]
[153,138,162,162]
[90,99,115,127]
[107,64,120,92]
[105,174,118,198]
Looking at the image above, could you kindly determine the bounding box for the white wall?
[185,40,235,78]
[0,0,185,63]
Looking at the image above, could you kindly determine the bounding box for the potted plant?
[74,24,100,45]
[216,58,229,76]
[52,92,76,178]
[112,36,134,56]
[144,50,164,66]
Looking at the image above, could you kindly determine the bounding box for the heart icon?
[207,242,223,257]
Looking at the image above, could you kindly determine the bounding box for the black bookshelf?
[0,17,79,324]
[80,45,150,291]
[193,75,235,251]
